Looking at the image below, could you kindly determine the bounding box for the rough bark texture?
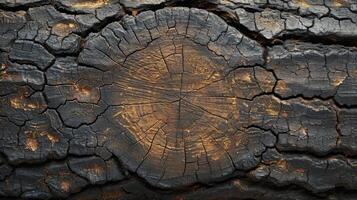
[1,0,357,199]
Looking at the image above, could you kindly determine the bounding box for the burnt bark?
[1,0,357,199]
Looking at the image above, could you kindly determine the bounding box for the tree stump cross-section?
[79,7,275,188]
[2,1,357,199]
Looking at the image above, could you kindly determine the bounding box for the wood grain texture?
[1,0,357,199]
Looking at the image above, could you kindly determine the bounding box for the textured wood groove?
[1,0,357,199]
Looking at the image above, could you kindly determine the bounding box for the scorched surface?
[1,1,357,200]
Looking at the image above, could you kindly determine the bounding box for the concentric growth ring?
[78,7,276,188]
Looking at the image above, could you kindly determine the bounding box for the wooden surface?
[1,0,357,199]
